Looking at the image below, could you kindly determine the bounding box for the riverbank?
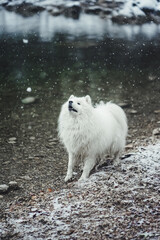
[0,140,160,239]
[1,0,160,24]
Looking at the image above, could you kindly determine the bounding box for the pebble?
[9,181,19,190]
[9,137,16,141]
[31,208,38,212]
[21,96,36,104]
[148,74,156,81]
[8,137,17,144]
[8,140,16,144]
[48,138,58,142]
[154,110,160,114]
[125,143,133,149]
[0,195,3,199]
[118,179,124,184]
[30,136,35,140]
[129,109,138,114]
[48,142,57,146]
[0,184,9,193]
[152,128,160,136]
[118,102,130,108]
[20,176,32,180]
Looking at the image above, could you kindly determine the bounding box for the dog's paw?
[65,174,72,182]
[113,158,120,167]
[78,176,88,182]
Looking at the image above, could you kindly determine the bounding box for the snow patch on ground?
[113,0,160,19]
[137,0,158,10]
[1,142,160,239]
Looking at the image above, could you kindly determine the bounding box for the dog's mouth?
[68,106,78,113]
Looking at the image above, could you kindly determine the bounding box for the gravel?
[0,142,160,240]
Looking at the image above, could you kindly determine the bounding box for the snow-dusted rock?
[0,184,9,193]
[9,181,19,190]
[152,128,160,135]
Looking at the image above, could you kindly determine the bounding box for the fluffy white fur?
[58,95,128,182]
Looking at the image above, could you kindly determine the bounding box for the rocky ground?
[1,0,160,24]
[0,140,160,239]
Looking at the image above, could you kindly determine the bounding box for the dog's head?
[68,95,92,115]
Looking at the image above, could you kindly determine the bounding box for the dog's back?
[105,102,128,137]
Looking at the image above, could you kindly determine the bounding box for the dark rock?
[1,1,8,7]
[148,13,160,24]
[99,0,123,9]
[5,3,44,17]
[132,3,137,7]
[85,6,103,15]
[112,15,148,25]
[141,7,155,15]
[103,8,112,15]
[64,5,81,19]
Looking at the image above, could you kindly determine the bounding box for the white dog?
[58,95,128,182]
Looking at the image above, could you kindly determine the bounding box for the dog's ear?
[85,95,91,104]
[69,95,74,99]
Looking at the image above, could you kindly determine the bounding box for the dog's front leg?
[65,153,76,182]
[79,156,96,181]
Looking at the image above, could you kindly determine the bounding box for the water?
[0,9,160,131]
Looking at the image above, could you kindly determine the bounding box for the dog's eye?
[77,102,80,105]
